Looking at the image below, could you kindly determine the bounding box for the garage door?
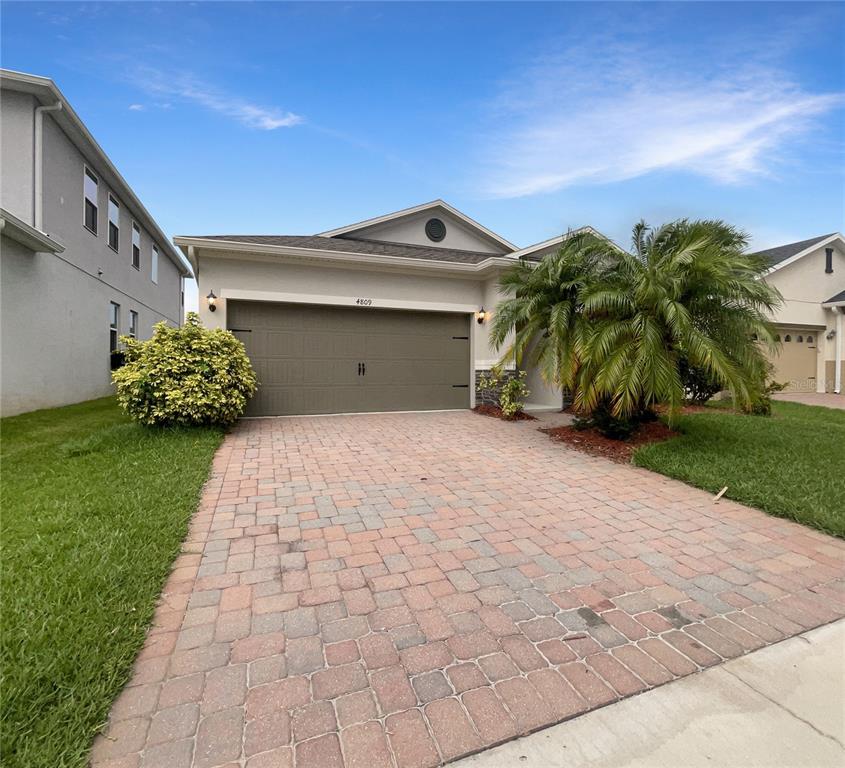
[227,301,471,416]
[771,328,820,393]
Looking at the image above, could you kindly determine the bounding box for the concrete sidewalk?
[455,619,845,768]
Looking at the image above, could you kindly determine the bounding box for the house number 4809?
[355,298,373,306]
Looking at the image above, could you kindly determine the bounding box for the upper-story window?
[108,195,120,251]
[84,168,98,234]
[131,223,141,270]
[151,244,159,284]
[826,248,834,274]
[129,310,138,339]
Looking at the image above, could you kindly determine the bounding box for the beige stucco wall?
[763,241,845,392]
[194,251,541,407]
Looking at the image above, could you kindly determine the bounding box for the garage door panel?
[770,327,820,393]
[228,301,471,416]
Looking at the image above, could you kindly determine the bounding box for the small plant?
[678,354,723,404]
[112,312,257,427]
[478,367,530,419]
[742,379,786,417]
[572,399,642,439]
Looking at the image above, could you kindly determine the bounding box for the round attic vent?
[425,217,447,242]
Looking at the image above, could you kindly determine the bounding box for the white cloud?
[130,68,302,130]
[128,103,145,111]
[477,33,843,197]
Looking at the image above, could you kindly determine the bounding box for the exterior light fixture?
[477,307,487,324]
[206,290,217,312]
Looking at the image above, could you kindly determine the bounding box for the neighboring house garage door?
[228,301,471,416]
[770,327,820,393]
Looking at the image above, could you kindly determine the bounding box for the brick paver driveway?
[774,392,845,410]
[93,412,845,768]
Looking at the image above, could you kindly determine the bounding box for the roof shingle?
[192,234,505,265]
[751,233,836,267]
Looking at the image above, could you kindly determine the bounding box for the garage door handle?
[357,363,362,376]
[362,363,366,376]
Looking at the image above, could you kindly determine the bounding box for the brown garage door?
[227,301,471,416]
[770,327,820,393]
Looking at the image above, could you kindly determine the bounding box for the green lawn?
[634,400,845,538]
[1,398,223,768]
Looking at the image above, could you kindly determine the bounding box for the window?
[151,244,159,284]
[131,223,141,269]
[129,310,138,339]
[84,168,98,234]
[751,333,758,341]
[807,335,814,344]
[108,195,120,251]
[180,276,185,309]
[109,302,120,353]
[784,334,792,342]
[774,334,781,342]
[826,248,834,274]
[797,335,803,343]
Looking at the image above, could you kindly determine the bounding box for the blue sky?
[3,2,844,310]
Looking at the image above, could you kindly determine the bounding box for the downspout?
[33,100,63,229]
[836,308,843,395]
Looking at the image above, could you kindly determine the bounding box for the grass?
[1,397,223,768]
[633,400,845,538]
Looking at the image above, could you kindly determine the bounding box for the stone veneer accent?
[474,368,518,408]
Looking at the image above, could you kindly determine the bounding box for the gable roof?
[0,69,192,277]
[187,234,502,265]
[823,289,845,306]
[751,232,842,275]
[507,227,621,261]
[317,199,517,252]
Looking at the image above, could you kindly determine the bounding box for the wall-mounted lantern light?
[206,290,217,312]
[476,306,487,324]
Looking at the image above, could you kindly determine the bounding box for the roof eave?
[0,207,65,253]
[763,233,845,276]
[173,236,516,276]
[0,68,192,278]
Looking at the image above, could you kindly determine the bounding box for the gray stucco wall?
[0,90,36,222]
[0,234,177,416]
[0,87,184,416]
[40,116,182,323]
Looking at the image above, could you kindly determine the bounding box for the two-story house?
[0,69,192,416]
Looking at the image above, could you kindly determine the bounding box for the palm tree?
[491,220,782,428]
[489,230,611,405]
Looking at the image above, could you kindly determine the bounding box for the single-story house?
[0,69,192,416]
[177,203,843,417]
[176,201,592,416]
[754,233,845,394]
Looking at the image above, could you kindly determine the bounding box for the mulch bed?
[473,405,536,421]
[542,420,677,463]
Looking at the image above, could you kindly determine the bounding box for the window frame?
[825,248,834,274]
[129,310,139,339]
[83,166,99,235]
[109,301,121,353]
[107,194,120,252]
[151,244,159,284]
[131,221,141,270]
